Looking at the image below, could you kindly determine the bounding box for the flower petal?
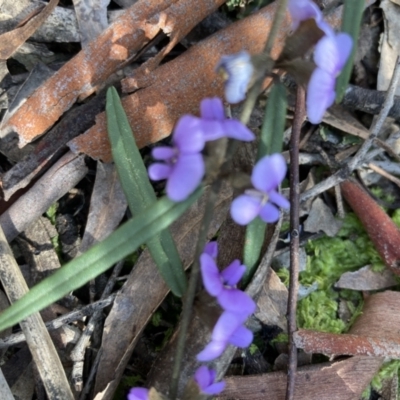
[314,35,340,75]
[127,388,149,400]
[199,120,225,141]
[148,163,172,181]
[200,253,223,297]
[212,312,243,342]
[221,260,245,286]
[204,241,218,259]
[217,289,256,316]
[334,33,352,72]
[251,154,287,193]
[222,119,255,141]
[173,115,205,153]
[259,202,280,223]
[202,381,226,395]
[194,366,210,390]
[230,194,262,226]
[228,325,253,348]
[306,67,335,124]
[151,146,176,161]
[217,51,253,104]
[196,340,226,361]
[166,154,204,201]
[268,190,290,209]
[200,98,225,121]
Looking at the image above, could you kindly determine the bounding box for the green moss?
[271,333,289,346]
[371,360,400,391]
[297,290,346,333]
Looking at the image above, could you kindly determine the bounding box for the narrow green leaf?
[244,82,287,282]
[258,82,287,158]
[0,189,202,333]
[106,87,187,296]
[335,0,364,102]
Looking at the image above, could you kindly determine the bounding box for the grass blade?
[106,87,187,296]
[335,0,364,102]
[0,189,202,333]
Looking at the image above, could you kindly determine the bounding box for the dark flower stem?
[286,85,305,400]
[169,180,221,400]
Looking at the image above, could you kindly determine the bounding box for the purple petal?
[152,146,175,161]
[166,153,204,201]
[204,241,218,259]
[194,366,210,390]
[230,194,262,226]
[200,98,225,121]
[127,388,149,400]
[288,0,322,30]
[217,289,256,316]
[268,190,290,209]
[228,325,253,348]
[196,340,226,361]
[212,312,243,342]
[173,115,205,153]
[314,35,340,75]
[222,119,255,141]
[202,381,226,395]
[259,202,280,223]
[148,163,172,181]
[218,51,253,104]
[251,154,287,193]
[306,67,335,124]
[199,120,225,141]
[334,33,353,72]
[221,260,245,286]
[200,253,223,297]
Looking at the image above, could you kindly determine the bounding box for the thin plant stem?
[286,85,305,400]
[240,0,289,125]
[169,180,222,399]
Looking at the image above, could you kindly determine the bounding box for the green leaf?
[0,190,202,333]
[259,82,287,157]
[335,0,364,102]
[106,87,187,296]
[244,82,287,282]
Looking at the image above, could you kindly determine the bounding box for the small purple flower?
[197,311,253,361]
[200,244,256,315]
[194,366,226,395]
[288,0,322,31]
[217,51,254,104]
[307,33,352,123]
[148,115,206,202]
[196,98,255,141]
[127,387,149,400]
[230,154,289,225]
[148,98,254,201]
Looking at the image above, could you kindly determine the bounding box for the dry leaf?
[0,0,59,61]
[0,0,226,146]
[217,356,382,400]
[335,265,398,291]
[340,179,400,274]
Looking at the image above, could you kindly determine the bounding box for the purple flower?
[196,98,255,141]
[127,387,149,400]
[217,51,254,104]
[194,366,225,395]
[307,33,352,123]
[288,0,322,31]
[197,311,253,361]
[230,154,289,225]
[200,250,256,316]
[148,98,254,201]
[148,115,206,202]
